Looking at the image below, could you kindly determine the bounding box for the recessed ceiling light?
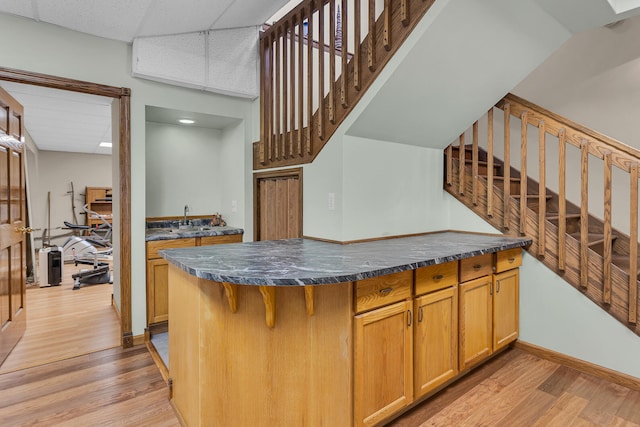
[179,119,195,124]
[99,142,112,148]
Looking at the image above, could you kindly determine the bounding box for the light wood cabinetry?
[354,300,413,427]
[146,234,241,326]
[414,286,458,399]
[459,250,521,372]
[85,187,112,226]
[493,269,519,351]
[459,276,493,371]
[168,244,523,426]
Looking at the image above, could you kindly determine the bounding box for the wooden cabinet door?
[493,269,519,351]
[354,300,413,427]
[458,276,492,371]
[414,286,458,399]
[147,259,169,324]
[254,169,302,241]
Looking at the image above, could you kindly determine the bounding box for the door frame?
[253,168,303,241]
[0,66,133,347]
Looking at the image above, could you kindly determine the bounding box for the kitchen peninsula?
[161,231,531,427]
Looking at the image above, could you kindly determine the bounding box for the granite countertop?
[160,231,531,286]
[145,219,243,242]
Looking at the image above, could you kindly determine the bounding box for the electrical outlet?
[231,200,238,213]
[328,193,335,210]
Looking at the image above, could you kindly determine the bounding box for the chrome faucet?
[183,205,189,225]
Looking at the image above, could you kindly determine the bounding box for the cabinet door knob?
[379,287,393,295]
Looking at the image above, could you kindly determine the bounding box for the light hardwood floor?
[389,348,640,427]
[0,261,120,374]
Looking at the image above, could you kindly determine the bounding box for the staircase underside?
[446,151,640,338]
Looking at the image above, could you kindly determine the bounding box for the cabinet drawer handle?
[407,310,413,327]
[473,264,482,270]
[433,274,444,280]
[379,287,393,295]
[508,257,516,263]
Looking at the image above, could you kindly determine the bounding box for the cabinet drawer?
[355,271,413,313]
[415,261,458,295]
[495,248,522,273]
[146,238,197,260]
[199,234,242,246]
[459,254,493,283]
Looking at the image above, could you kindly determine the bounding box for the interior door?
[0,86,27,365]
[0,138,27,365]
[254,168,302,241]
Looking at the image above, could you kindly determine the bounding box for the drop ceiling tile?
[36,0,153,42]
[135,0,234,37]
[211,0,289,29]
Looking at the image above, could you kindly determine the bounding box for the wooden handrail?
[445,92,640,337]
[255,0,437,170]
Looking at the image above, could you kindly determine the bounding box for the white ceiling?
[0,0,288,43]
[0,81,114,155]
[0,0,292,154]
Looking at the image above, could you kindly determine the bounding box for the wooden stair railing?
[445,93,640,337]
[253,0,436,170]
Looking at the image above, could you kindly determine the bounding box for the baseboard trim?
[515,340,640,391]
[132,334,145,346]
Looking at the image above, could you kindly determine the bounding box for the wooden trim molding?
[515,341,640,391]
[0,66,133,348]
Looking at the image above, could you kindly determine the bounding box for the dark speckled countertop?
[145,218,243,242]
[160,231,531,286]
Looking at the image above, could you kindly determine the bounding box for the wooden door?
[0,138,27,366]
[493,269,519,351]
[458,276,492,371]
[414,286,458,399]
[254,168,302,241]
[354,300,413,427]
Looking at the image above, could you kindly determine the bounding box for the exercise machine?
[71,253,112,290]
[62,204,112,262]
[61,204,113,289]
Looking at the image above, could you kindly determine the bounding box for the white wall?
[145,122,223,217]
[28,149,111,248]
[220,122,248,234]
[0,12,255,336]
[342,136,448,241]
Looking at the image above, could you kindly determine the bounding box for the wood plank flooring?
[0,345,179,426]
[0,261,120,374]
[388,348,640,427]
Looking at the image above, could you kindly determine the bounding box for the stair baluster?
[580,140,589,290]
[538,121,546,257]
[603,150,612,303]
[630,162,638,324]
[520,112,528,236]
[558,129,567,271]
[487,108,494,218]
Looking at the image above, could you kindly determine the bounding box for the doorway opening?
[0,67,132,371]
